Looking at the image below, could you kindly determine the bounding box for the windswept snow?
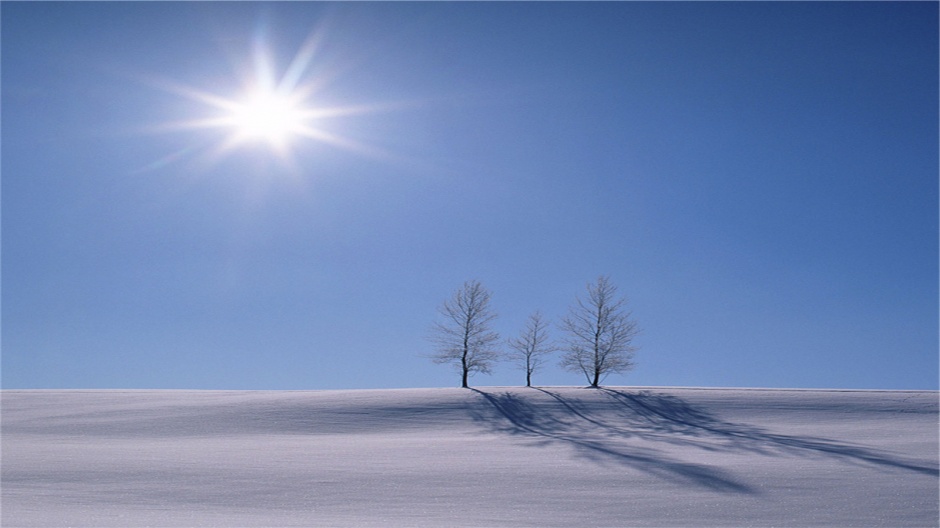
[2,387,937,527]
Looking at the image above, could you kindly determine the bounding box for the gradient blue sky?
[3,2,937,390]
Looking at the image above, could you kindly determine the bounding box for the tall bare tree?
[560,276,639,388]
[507,311,556,387]
[430,280,500,388]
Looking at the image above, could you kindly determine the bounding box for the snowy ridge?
[2,387,937,527]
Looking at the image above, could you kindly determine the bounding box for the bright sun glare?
[146,27,397,175]
[227,89,307,147]
[158,32,331,159]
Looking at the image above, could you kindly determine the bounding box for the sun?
[142,29,331,162]
[142,27,403,175]
[225,88,309,148]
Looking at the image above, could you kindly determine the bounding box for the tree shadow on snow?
[598,388,939,477]
[468,387,938,495]
[469,388,756,494]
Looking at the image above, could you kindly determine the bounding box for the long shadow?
[601,388,940,477]
[469,388,756,494]
[469,387,939,494]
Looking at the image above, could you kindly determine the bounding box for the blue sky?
[3,2,937,390]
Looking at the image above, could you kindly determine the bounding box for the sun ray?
[278,30,325,96]
[136,24,431,182]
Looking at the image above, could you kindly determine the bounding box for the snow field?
[2,387,937,527]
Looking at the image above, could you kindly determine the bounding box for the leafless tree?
[507,311,556,387]
[430,280,500,388]
[560,276,639,387]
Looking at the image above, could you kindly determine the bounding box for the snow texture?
[2,387,937,527]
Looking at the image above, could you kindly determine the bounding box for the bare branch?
[559,276,639,387]
[507,310,557,387]
[428,280,500,388]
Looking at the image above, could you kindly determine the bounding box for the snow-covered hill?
[2,387,937,527]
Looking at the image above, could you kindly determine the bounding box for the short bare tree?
[507,311,556,387]
[560,276,639,388]
[430,280,500,388]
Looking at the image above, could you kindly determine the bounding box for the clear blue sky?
[3,2,937,390]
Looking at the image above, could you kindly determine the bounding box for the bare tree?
[507,311,556,387]
[560,276,639,388]
[430,280,500,388]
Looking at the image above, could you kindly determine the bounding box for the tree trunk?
[461,330,470,388]
[592,333,601,388]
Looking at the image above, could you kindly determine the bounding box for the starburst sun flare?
[149,28,389,171]
[221,88,313,149]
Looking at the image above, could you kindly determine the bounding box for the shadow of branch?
[599,388,939,478]
[469,388,756,494]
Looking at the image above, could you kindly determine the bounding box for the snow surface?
[2,387,937,527]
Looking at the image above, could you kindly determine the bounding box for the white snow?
[2,387,937,527]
